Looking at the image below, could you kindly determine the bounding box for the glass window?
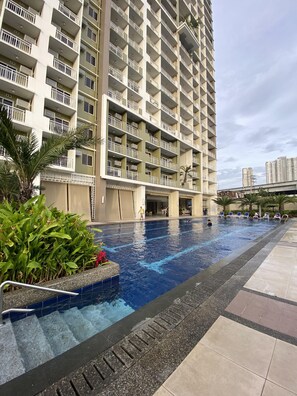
[86,52,96,66]
[82,153,93,166]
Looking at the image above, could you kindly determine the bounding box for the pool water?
[95,217,278,310]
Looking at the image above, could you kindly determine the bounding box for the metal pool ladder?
[0,280,79,326]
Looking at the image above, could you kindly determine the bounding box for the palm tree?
[180,165,193,186]
[271,194,296,213]
[0,106,98,203]
[212,196,235,212]
[0,161,20,201]
[240,194,259,213]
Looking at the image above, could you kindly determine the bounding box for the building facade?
[0,0,217,221]
[266,156,297,184]
[242,167,254,188]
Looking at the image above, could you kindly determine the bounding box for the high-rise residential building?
[0,0,217,222]
[266,156,297,184]
[242,167,254,188]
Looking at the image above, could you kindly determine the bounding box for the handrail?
[0,280,78,325]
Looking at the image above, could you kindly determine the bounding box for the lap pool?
[1,217,279,384]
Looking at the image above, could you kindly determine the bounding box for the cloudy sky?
[212,0,297,190]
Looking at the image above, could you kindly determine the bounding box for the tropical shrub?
[0,195,106,287]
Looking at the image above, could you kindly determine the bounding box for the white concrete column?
[134,185,146,219]
[169,191,179,217]
[192,194,203,217]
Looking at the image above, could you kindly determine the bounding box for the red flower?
[95,251,108,267]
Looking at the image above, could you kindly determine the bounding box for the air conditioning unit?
[131,122,138,127]
[115,113,122,120]
[15,98,30,110]
[76,151,82,157]
[44,109,55,118]
[131,143,138,149]
[82,21,87,29]
[24,35,36,45]
[114,160,121,167]
[79,70,85,78]
[46,78,57,88]
[114,137,122,143]
[19,65,32,76]
[130,165,138,171]
[80,46,86,53]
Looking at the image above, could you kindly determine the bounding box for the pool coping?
[3,262,119,310]
[0,222,289,396]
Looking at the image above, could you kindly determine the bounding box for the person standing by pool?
[138,206,145,220]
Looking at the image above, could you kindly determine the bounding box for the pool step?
[39,311,79,356]
[80,304,113,332]
[0,319,25,385]
[12,315,54,371]
[61,307,98,342]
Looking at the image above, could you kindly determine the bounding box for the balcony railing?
[126,123,139,137]
[51,88,72,107]
[128,79,140,93]
[161,104,177,119]
[53,58,76,79]
[109,43,125,60]
[6,0,36,24]
[55,30,78,52]
[147,134,159,145]
[52,155,72,168]
[127,170,138,180]
[109,66,124,82]
[108,114,123,129]
[49,120,69,135]
[126,147,138,158]
[58,2,79,24]
[0,29,32,53]
[161,140,177,153]
[0,64,28,86]
[108,89,123,102]
[0,146,7,156]
[107,166,122,177]
[128,58,142,74]
[161,159,177,170]
[146,155,159,165]
[108,141,124,154]
[160,178,177,187]
[2,104,26,122]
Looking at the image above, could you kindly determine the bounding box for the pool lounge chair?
[262,212,270,220]
[218,211,224,217]
[273,213,281,220]
[226,212,234,218]
[253,213,260,219]
[236,212,242,218]
[243,212,249,219]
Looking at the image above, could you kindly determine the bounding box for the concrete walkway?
[154,221,297,396]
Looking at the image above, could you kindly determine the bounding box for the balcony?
[4,0,40,39]
[44,87,75,116]
[108,89,124,104]
[146,134,159,147]
[2,104,26,123]
[51,155,73,169]
[177,21,199,52]
[161,104,177,120]
[52,2,80,37]
[108,141,125,155]
[161,140,177,154]
[0,30,36,68]
[145,155,159,166]
[0,64,35,101]
[161,159,178,171]
[49,29,78,63]
[126,147,138,159]
[126,123,140,138]
[46,58,77,89]
[161,122,178,137]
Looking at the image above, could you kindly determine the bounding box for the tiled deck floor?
[154,222,297,396]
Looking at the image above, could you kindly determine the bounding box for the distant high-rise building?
[266,157,297,183]
[242,167,254,188]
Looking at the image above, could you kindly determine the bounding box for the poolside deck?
[1,220,296,396]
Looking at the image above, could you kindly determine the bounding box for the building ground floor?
[41,174,217,222]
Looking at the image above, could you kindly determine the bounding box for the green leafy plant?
[0,195,105,287]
